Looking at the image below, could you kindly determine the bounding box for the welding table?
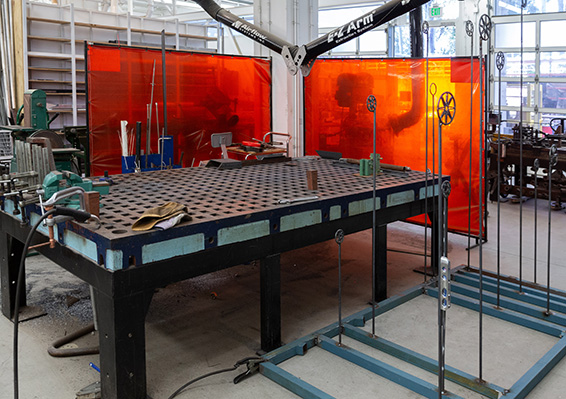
[0,158,443,399]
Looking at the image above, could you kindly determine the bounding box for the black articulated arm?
[193,0,301,73]
[194,0,430,76]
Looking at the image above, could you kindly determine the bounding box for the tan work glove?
[132,202,191,231]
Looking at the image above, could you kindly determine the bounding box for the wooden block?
[84,191,100,217]
[306,170,318,191]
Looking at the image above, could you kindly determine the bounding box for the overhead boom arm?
[193,0,429,76]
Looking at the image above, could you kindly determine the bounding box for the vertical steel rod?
[336,229,344,345]
[366,94,378,336]
[466,21,474,270]
[546,146,556,315]
[533,159,538,284]
[372,101,377,337]
[519,1,525,293]
[430,84,437,276]
[424,22,430,282]
[478,24,485,383]
[437,118,444,399]
[496,51,505,308]
[435,89,455,398]
[161,30,168,139]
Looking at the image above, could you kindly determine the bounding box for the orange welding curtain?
[304,57,483,237]
[87,44,272,176]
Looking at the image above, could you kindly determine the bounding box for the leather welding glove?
[132,201,191,231]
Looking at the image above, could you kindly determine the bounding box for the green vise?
[42,171,110,208]
[359,153,382,176]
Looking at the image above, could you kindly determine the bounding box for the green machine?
[23,89,50,129]
[42,171,109,208]
[1,90,87,175]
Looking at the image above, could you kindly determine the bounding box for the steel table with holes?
[0,158,444,399]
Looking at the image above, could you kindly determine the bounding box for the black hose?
[191,0,222,18]
[13,208,58,399]
[47,323,99,357]
[167,356,263,399]
[13,206,93,399]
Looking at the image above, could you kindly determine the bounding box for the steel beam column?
[93,287,154,399]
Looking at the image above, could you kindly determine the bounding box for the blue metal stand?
[121,135,180,173]
[260,266,566,399]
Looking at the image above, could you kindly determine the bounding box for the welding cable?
[167,356,264,399]
[13,206,93,399]
[12,207,57,399]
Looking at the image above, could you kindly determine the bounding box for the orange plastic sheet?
[304,58,484,236]
[87,44,271,176]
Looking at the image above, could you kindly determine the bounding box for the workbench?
[0,158,444,399]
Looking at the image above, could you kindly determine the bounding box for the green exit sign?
[430,6,443,17]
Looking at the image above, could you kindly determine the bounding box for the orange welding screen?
[304,58,483,237]
[87,44,272,176]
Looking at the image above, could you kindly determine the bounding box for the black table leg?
[375,224,387,302]
[93,287,154,399]
[1,232,26,319]
[260,253,281,352]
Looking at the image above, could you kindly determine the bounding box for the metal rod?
[146,59,156,167]
[371,96,377,337]
[467,20,474,270]
[478,23,485,383]
[496,51,504,308]
[533,159,538,284]
[430,84,437,276]
[423,22,430,283]
[519,1,525,293]
[161,30,168,138]
[546,146,557,315]
[437,115,444,399]
[335,229,344,345]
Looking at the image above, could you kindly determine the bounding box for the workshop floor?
[1,199,566,399]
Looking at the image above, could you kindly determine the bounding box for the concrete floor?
[1,199,565,399]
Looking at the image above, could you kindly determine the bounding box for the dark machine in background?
[0,90,89,176]
[488,119,566,208]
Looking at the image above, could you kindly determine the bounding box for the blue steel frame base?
[260,266,566,399]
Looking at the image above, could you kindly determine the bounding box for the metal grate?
[95,158,433,238]
[0,130,13,162]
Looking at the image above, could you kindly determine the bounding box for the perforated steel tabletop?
[98,158,432,237]
[2,158,440,270]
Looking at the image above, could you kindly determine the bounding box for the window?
[492,6,566,131]
[495,0,566,16]
[429,26,456,56]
